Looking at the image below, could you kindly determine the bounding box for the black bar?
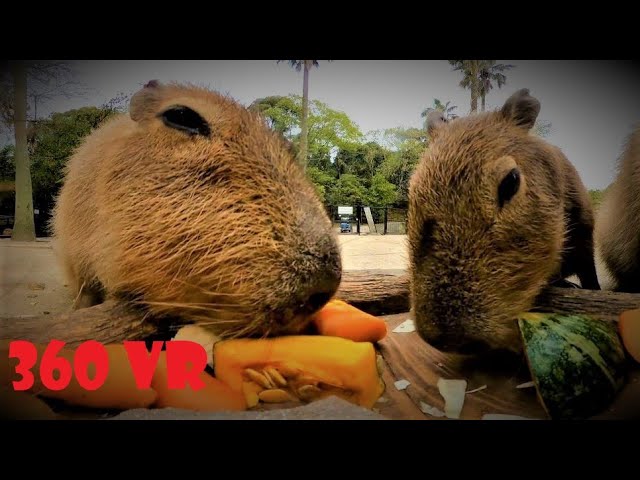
[384,206,388,235]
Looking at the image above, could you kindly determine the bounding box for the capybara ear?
[426,111,448,139]
[130,80,164,122]
[500,88,540,131]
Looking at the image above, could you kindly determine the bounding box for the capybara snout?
[52,80,341,339]
[408,88,600,354]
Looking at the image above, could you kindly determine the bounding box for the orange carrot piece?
[619,309,640,363]
[151,352,246,412]
[312,299,388,343]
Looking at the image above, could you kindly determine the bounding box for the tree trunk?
[11,61,36,242]
[469,60,479,114]
[481,93,486,112]
[298,61,310,172]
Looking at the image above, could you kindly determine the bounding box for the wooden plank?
[376,313,640,420]
[377,313,548,420]
[372,349,427,420]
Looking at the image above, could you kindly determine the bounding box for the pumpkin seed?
[244,368,272,389]
[265,367,287,387]
[258,389,294,403]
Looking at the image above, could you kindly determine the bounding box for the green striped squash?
[518,312,627,420]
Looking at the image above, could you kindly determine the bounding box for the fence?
[325,205,408,235]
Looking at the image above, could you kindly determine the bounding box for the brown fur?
[408,89,600,354]
[51,81,341,339]
[594,125,640,293]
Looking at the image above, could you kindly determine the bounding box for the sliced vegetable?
[518,312,627,420]
[394,379,410,391]
[173,325,220,368]
[151,352,246,412]
[312,299,388,343]
[619,308,640,363]
[437,378,467,419]
[419,401,445,418]
[213,335,385,409]
[392,319,416,333]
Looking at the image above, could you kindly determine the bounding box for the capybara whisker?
[50,80,342,340]
[409,89,600,355]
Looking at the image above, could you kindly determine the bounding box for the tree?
[248,95,299,137]
[278,60,321,171]
[248,94,363,176]
[449,60,482,114]
[421,98,458,123]
[532,119,553,138]
[368,173,397,206]
[326,173,368,206]
[1,61,89,131]
[478,61,515,112]
[306,166,334,203]
[10,62,35,241]
[1,61,87,241]
[29,106,122,234]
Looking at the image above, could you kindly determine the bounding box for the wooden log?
[0,301,162,348]
[2,269,640,347]
[336,270,640,321]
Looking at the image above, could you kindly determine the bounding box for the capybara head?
[56,81,342,339]
[408,89,570,354]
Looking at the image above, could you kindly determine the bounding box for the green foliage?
[368,173,397,206]
[30,106,117,203]
[589,189,605,210]
[306,165,334,203]
[421,99,458,122]
[0,145,15,181]
[326,173,368,206]
[249,96,299,137]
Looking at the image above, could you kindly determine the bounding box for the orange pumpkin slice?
[213,335,385,409]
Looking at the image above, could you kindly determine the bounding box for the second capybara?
[51,80,342,340]
[408,89,600,355]
[594,125,640,293]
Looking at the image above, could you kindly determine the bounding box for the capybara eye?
[160,105,211,137]
[498,168,520,208]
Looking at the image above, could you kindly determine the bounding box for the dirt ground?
[0,234,410,318]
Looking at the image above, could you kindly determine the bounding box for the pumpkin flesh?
[213,335,385,409]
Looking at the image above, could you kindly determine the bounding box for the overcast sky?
[16,60,640,190]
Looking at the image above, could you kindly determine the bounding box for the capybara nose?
[292,260,342,317]
[428,333,490,355]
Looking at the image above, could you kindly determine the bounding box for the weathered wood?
[377,313,640,420]
[0,301,161,348]
[336,270,640,321]
[377,314,548,420]
[1,269,639,347]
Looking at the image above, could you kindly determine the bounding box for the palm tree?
[278,60,320,171]
[478,61,515,111]
[10,61,36,241]
[421,98,458,123]
[449,60,481,113]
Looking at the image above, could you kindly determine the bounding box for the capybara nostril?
[292,262,342,317]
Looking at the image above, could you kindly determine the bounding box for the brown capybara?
[408,88,600,355]
[51,80,342,340]
[594,125,640,293]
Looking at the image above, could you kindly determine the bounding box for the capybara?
[408,88,600,355]
[594,125,640,293]
[51,80,342,339]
